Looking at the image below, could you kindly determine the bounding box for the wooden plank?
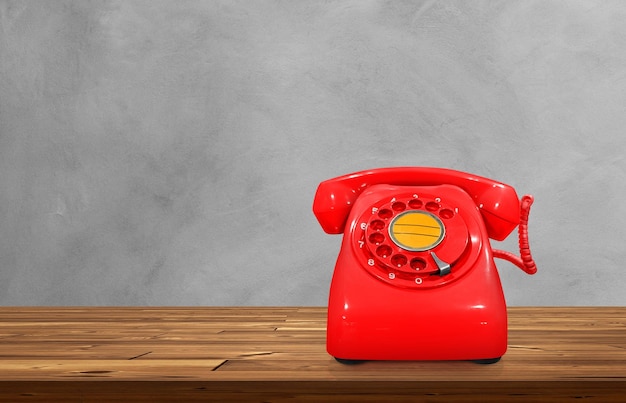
[0,307,624,401]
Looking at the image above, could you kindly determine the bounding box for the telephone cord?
[492,194,537,275]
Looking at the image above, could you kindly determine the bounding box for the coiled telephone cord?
[492,194,537,274]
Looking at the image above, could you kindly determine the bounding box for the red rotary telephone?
[313,167,536,364]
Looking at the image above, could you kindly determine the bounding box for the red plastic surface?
[312,167,536,361]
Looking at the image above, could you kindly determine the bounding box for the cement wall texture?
[1,1,625,306]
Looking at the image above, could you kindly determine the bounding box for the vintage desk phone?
[313,167,536,364]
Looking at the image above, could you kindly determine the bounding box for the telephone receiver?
[314,167,537,363]
[313,166,536,274]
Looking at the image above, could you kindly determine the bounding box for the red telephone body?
[313,167,536,363]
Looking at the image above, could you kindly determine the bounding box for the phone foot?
[472,357,501,364]
[334,357,365,365]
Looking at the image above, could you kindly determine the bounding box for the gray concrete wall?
[1,0,625,305]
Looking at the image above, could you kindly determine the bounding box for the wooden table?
[0,307,624,402]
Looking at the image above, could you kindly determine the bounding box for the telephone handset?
[313,167,536,363]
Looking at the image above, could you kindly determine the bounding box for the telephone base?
[333,357,502,365]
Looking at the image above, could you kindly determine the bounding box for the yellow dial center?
[388,210,445,251]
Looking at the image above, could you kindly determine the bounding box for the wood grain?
[0,307,624,401]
